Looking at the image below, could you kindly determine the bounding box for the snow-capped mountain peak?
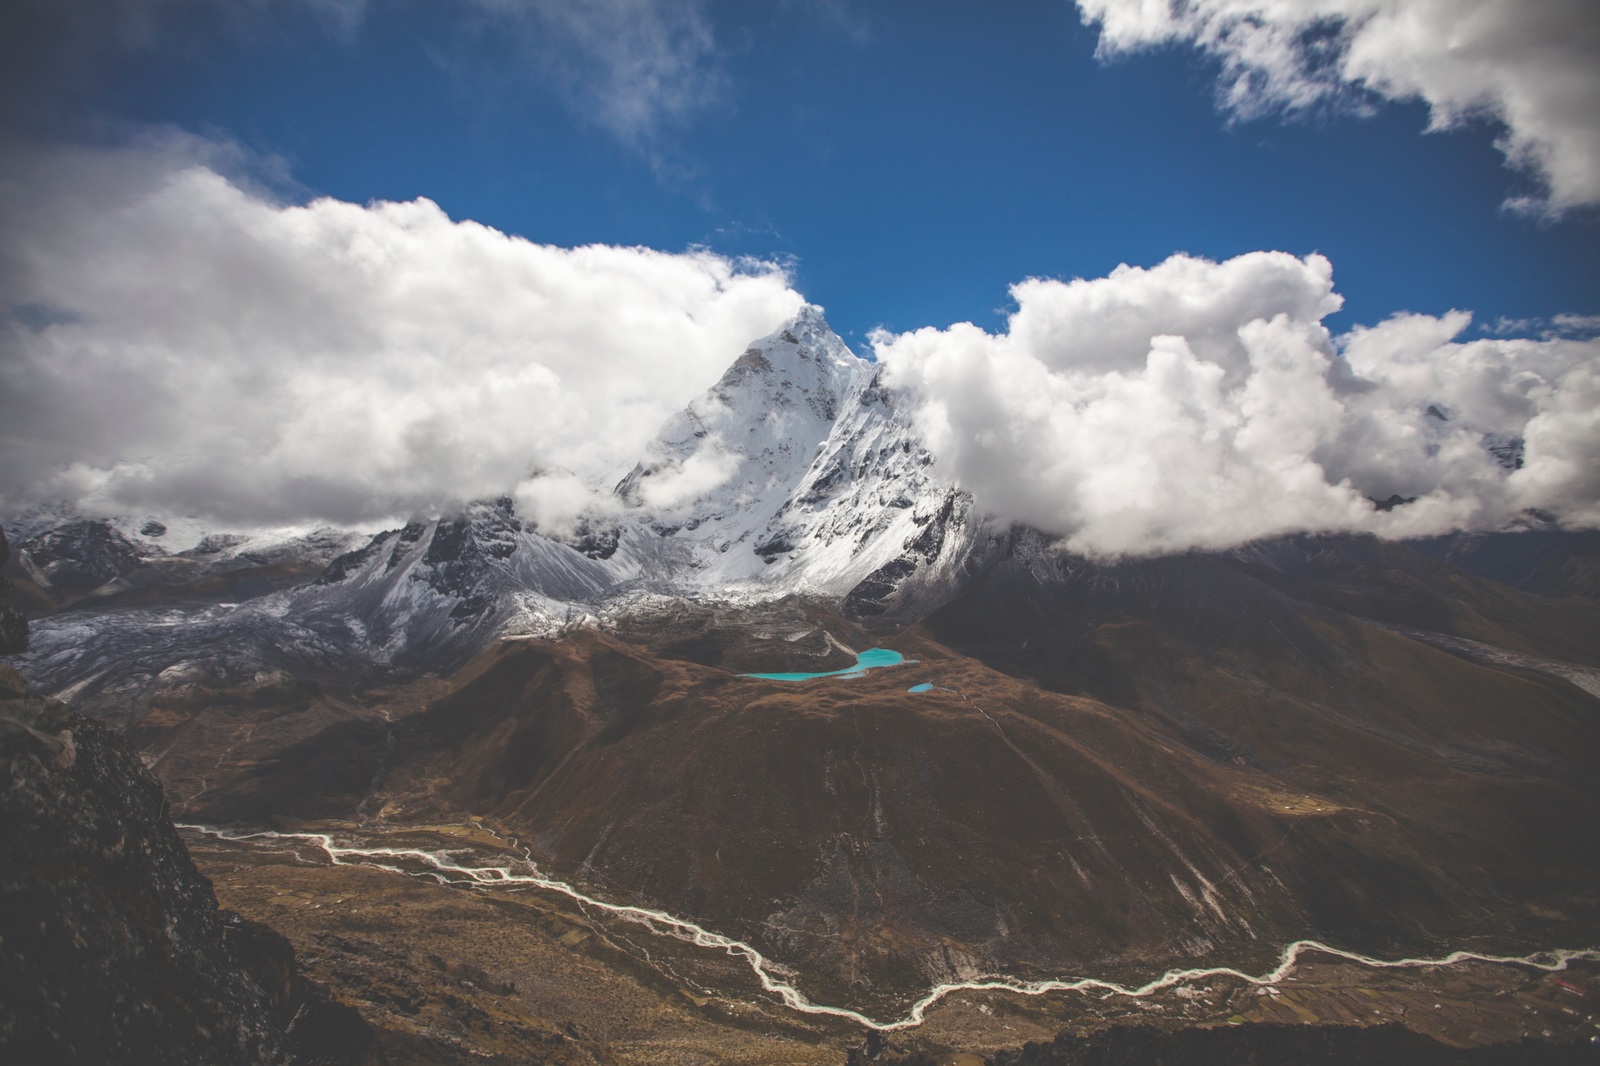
[616,305,869,522]
[607,305,980,598]
[7,307,984,687]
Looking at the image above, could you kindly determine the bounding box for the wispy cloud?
[779,0,872,46]
[1077,0,1600,217]
[1485,313,1600,340]
[3,0,723,157]
[465,0,726,152]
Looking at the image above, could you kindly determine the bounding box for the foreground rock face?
[0,686,383,1065]
[0,526,28,655]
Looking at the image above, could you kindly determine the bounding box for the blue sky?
[3,1,1598,542]
[10,0,1596,347]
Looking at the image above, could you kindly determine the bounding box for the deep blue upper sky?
[13,0,1598,349]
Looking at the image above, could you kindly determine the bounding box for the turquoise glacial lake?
[907,682,934,693]
[743,647,908,681]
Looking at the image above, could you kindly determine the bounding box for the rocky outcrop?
[0,683,383,1065]
[13,518,142,600]
[0,526,27,655]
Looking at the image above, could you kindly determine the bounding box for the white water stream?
[180,823,1599,1032]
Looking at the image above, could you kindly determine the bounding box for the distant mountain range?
[4,307,985,698]
[7,306,1597,701]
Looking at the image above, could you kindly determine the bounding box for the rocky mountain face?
[0,679,383,1064]
[243,568,1591,1011]
[0,527,27,655]
[5,307,980,708]
[104,527,1597,1018]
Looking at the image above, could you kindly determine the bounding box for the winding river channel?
[180,822,1600,1032]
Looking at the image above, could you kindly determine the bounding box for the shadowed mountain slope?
[164,545,1599,1017]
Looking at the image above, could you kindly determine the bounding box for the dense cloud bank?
[1078,0,1600,216]
[3,140,1597,557]
[0,137,802,529]
[875,252,1600,557]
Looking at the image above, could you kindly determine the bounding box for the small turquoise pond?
[907,682,934,693]
[743,647,908,681]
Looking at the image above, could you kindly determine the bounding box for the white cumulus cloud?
[875,251,1600,557]
[6,138,1597,559]
[1077,0,1600,216]
[0,135,802,528]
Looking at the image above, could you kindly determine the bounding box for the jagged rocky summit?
[0,526,29,656]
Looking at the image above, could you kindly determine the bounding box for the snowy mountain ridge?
[5,307,985,692]
[609,304,978,598]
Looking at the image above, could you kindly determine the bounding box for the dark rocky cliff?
[0,672,384,1065]
[0,526,28,655]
